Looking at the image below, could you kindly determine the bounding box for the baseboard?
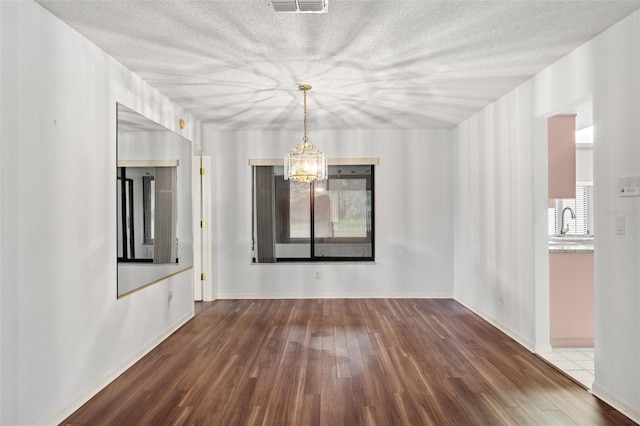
[591,382,640,424]
[534,343,553,354]
[214,293,453,299]
[43,310,194,425]
[454,297,536,352]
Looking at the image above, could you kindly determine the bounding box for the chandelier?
[284,84,327,183]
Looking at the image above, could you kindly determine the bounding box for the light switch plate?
[616,216,625,235]
[618,175,640,197]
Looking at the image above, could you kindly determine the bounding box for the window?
[548,185,591,236]
[117,166,178,263]
[252,165,374,262]
[142,175,155,245]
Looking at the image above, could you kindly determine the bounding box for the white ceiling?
[37,0,640,131]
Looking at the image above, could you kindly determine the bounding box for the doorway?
[534,98,595,389]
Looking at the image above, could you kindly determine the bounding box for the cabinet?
[548,114,576,199]
[549,252,593,347]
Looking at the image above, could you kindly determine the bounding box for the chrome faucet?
[560,207,576,235]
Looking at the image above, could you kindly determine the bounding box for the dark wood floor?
[63,299,635,425]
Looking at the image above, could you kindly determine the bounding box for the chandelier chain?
[303,87,308,143]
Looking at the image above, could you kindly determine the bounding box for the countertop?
[549,236,594,253]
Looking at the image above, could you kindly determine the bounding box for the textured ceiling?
[37,0,640,131]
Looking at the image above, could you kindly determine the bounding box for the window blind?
[548,185,589,236]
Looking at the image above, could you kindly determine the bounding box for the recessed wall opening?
[537,98,595,390]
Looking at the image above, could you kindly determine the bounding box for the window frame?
[252,163,375,263]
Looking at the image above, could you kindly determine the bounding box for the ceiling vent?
[271,0,328,13]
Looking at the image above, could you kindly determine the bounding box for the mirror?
[117,103,192,298]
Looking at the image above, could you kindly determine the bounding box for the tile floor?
[539,347,595,389]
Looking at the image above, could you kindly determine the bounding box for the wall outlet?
[168,290,174,304]
[315,271,322,279]
[616,216,625,235]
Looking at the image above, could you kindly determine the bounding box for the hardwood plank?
[544,409,579,425]
[62,299,635,425]
[298,393,320,426]
[478,392,520,426]
[505,406,539,425]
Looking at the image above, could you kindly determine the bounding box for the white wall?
[0,1,3,422]
[453,10,640,421]
[576,145,593,183]
[0,2,199,424]
[202,128,454,299]
[453,84,539,347]
[590,13,640,419]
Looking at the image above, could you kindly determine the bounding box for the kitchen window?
[252,164,374,262]
[548,185,592,236]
